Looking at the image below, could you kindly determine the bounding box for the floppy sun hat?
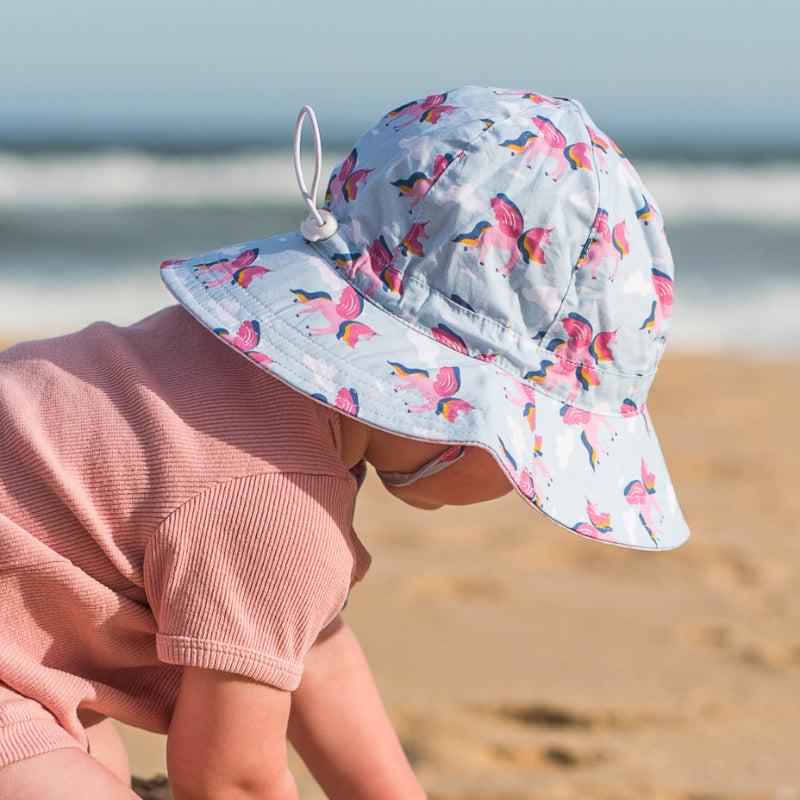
[161,85,690,551]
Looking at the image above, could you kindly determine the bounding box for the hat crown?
[316,86,673,415]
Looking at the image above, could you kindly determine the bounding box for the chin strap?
[375,445,468,487]
[294,105,339,242]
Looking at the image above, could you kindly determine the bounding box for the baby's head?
[162,86,689,550]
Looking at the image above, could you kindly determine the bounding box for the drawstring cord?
[294,106,339,242]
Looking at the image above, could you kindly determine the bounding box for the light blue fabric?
[161,86,689,550]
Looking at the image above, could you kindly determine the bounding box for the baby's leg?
[0,747,139,799]
[86,718,131,783]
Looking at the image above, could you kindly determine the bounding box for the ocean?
[1,146,798,354]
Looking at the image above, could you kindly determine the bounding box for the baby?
[0,86,689,799]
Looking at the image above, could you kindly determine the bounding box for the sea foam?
[1,149,799,226]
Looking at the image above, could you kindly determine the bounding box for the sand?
[97,354,800,797]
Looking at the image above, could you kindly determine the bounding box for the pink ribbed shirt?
[0,306,370,755]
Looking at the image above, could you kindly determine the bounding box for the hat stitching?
[312,236,652,406]
[202,263,487,434]
[314,110,647,390]
[204,240,654,426]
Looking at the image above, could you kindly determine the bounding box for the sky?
[2,0,799,151]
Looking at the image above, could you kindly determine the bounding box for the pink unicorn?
[453,194,552,277]
[531,434,552,488]
[640,268,673,338]
[326,149,374,205]
[577,210,629,280]
[502,380,552,486]
[497,437,547,505]
[338,322,378,348]
[391,153,453,211]
[526,313,616,403]
[500,116,595,181]
[635,194,664,232]
[334,236,403,298]
[386,94,459,131]
[560,405,617,471]
[431,324,497,363]
[505,378,537,431]
[400,220,429,258]
[291,285,377,347]
[624,460,663,544]
[215,320,276,367]
[247,351,278,368]
[586,126,610,171]
[496,90,557,106]
[520,225,554,266]
[388,362,474,422]
[572,499,616,543]
[195,249,270,288]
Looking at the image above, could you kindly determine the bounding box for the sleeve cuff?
[156,634,303,691]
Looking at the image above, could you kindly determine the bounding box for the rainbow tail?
[580,431,598,471]
[640,300,657,331]
[523,361,553,382]
[576,363,600,391]
[453,221,490,246]
[499,131,537,153]
[388,361,428,378]
[565,143,593,171]
[291,288,331,302]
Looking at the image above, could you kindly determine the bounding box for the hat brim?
[161,232,689,551]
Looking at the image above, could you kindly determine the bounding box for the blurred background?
[1,0,798,350]
[3,4,800,796]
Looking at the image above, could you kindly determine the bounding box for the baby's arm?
[288,618,427,800]
[167,667,299,800]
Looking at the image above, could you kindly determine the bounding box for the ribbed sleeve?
[0,305,371,753]
[145,472,370,691]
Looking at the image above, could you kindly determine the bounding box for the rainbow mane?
[331,252,360,269]
[388,361,429,378]
[576,363,601,391]
[381,265,405,295]
[612,222,629,257]
[437,397,473,422]
[337,321,360,347]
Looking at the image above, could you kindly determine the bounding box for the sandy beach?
[0,344,787,799]
[112,353,800,799]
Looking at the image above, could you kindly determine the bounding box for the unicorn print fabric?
[161,85,690,550]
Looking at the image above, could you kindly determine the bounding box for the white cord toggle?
[294,105,339,242]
